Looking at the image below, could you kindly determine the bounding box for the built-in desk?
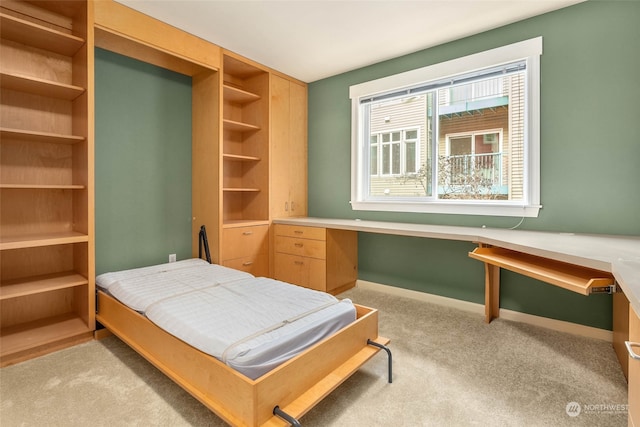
[273,217,640,423]
[273,217,640,315]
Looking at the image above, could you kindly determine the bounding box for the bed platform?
[95,260,391,426]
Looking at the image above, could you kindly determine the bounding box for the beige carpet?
[0,286,628,426]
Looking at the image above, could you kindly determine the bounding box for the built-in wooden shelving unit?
[221,53,269,227]
[0,0,94,367]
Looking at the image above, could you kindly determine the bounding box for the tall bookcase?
[219,52,270,276]
[0,0,94,366]
[221,53,269,226]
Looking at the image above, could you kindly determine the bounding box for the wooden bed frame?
[96,290,390,426]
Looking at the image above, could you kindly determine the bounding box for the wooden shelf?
[223,84,260,104]
[223,119,260,133]
[0,231,88,251]
[223,219,270,228]
[0,127,85,144]
[0,313,91,358]
[0,72,85,100]
[0,12,85,56]
[469,247,614,295]
[0,272,88,300]
[223,56,265,79]
[0,184,85,190]
[223,153,261,162]
[222,187,261,192]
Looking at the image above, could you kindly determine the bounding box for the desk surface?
[273,217,640,315]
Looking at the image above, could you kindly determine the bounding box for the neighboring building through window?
[350,37,542,217]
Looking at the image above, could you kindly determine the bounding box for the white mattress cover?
[145,276,356,380]
[96,258,211,291]
[97,259,253,312]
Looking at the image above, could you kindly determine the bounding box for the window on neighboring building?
[350,37,542,217]
[370,128,420,178]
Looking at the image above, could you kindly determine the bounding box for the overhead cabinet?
[0,0,94,366]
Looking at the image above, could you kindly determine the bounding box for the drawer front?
[275,236,326,259]
[222,225,269,261]
[274,253,326,291]
[275,224,325,241]
[222,254,268,277]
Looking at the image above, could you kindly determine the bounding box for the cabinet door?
[270,75,291,218]
[288,81,307,216]
[630,306,640,426]
[274,253,326,291]
[270,75,307,218]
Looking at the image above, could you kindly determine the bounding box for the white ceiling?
[115,0,584,83]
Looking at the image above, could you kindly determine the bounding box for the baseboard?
[94,327,113,340]
[355,280,613,342]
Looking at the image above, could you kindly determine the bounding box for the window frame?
[349,37,542,217]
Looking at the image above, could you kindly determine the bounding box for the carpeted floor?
[0,286,628,426]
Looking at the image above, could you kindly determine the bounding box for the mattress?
[96,258,253,312]
[98,260,356,380]
[96,258,212,291]
[146,276,356,380]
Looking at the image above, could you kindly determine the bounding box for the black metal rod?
[368,339,393,383]
[273,406,301,427]
[199,225,212,264]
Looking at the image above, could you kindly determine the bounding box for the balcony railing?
[440,152,502,188]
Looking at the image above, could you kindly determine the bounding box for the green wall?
[95,48,192,275]
[308,1,640,329]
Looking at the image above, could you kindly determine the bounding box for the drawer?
[275,224,326,241]
[222,225,269,260]
[275,235,326,259]
[274,253,326,291]
[222,254,268,277]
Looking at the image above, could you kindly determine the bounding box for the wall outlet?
[169,254,176,263]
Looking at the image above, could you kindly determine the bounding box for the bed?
[95,258,391,426]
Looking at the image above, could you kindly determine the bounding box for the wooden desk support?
[469,246,615,323]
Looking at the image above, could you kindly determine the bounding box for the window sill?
[350,200,541,217]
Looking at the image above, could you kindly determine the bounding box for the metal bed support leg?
[273,406,302,427]
[367,339,393,383]
[198,225,212,264]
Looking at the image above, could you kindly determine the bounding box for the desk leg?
[485,263,500,323]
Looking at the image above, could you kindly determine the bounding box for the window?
[350,37,542,217]
[370,128,419,178]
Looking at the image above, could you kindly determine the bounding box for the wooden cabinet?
[613,291,630,378]
[221,224,269,276]
[270,74,307,219]
[218,52,273,271]
[216,53,308,275]
[274,224,357,294]
[0,0,94,366]
[629,305,640,427]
